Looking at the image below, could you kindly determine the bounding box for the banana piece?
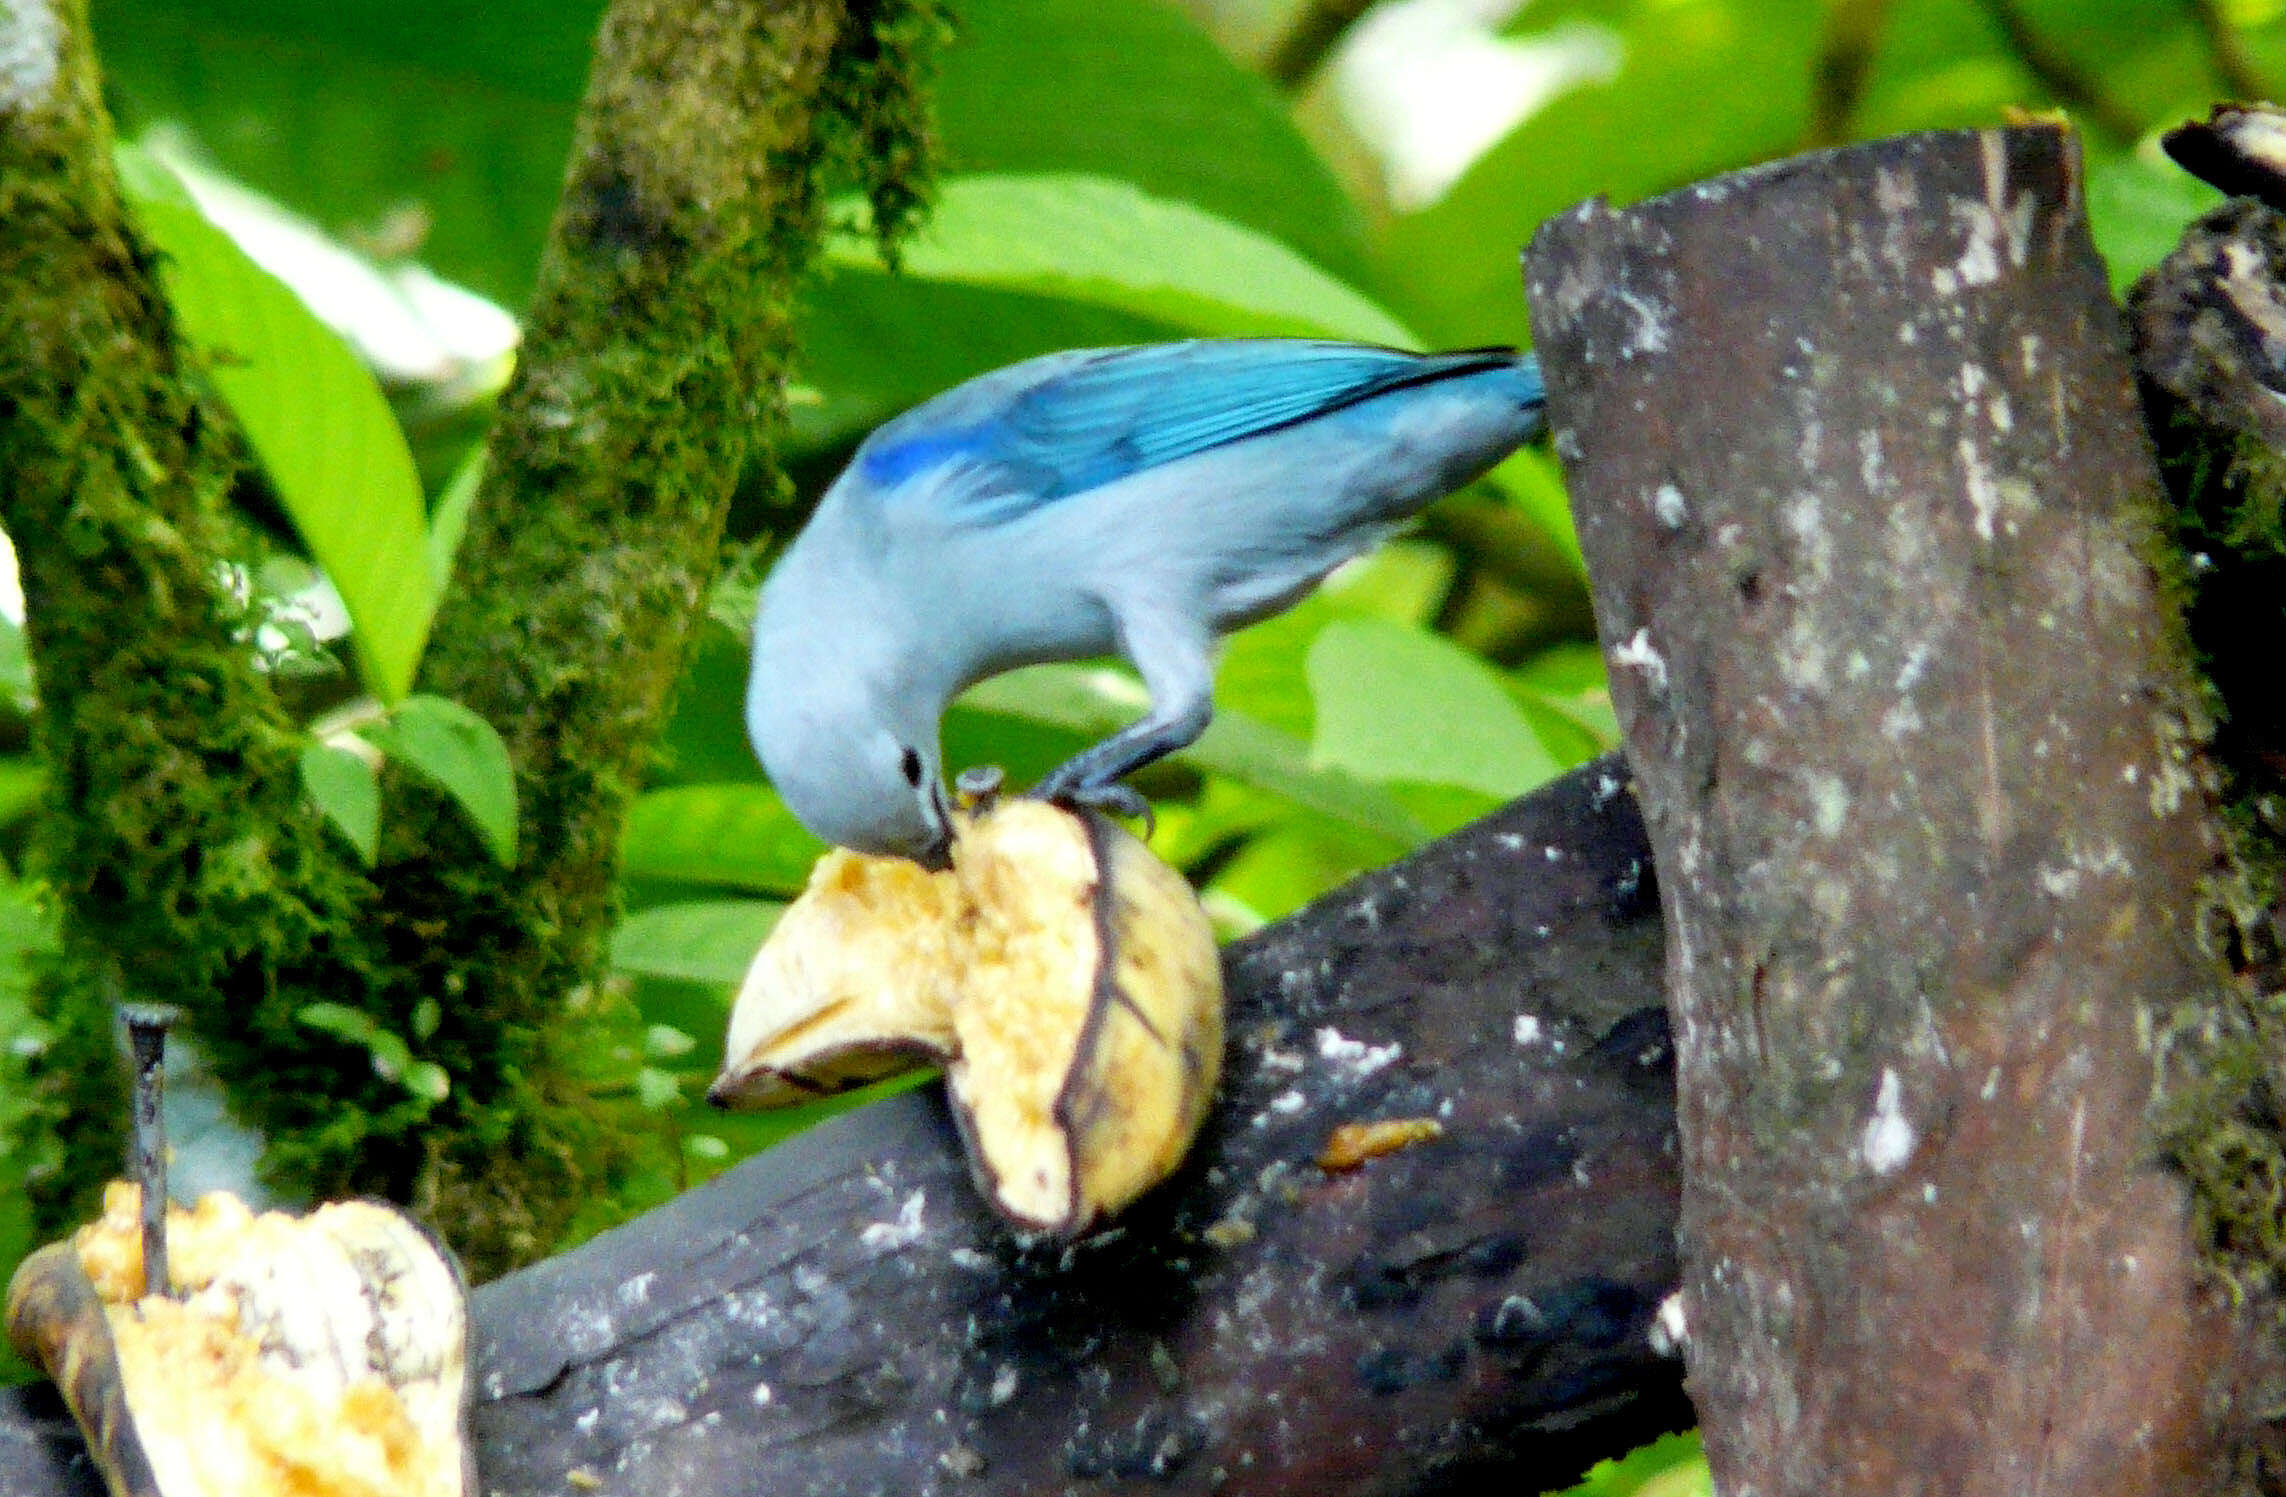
[711,799,1222,1236]
[6,1182,472,1497]
[947,802,1224,1233]
[707,847,962,1109]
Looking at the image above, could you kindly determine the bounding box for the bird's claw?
[1034,778,1156,840]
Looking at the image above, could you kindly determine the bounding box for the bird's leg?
[1031,608,1214,829]
[1030,704,1212,800]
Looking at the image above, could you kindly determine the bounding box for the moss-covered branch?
[371,0,949,1273]
[0,0,391,1226]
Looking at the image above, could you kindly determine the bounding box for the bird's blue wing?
[858,341,1524,526]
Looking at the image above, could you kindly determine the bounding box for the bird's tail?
[1420,346,1544,419]
[1511,352,1546,417]
[1396,347,1548,484]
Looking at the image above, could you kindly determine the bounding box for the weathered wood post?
[1527,126,2238,1492]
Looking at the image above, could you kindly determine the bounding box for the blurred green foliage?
[0,0,2265,1479]
[1561,1430,1712,1495]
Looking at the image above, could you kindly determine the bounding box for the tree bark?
[0,756,1689,1497]
[1525,125,2244,1493]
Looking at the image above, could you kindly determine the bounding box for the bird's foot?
[1032,777,1156,840]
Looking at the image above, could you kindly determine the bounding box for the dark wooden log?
[2162,105,2286,218]
[0,756,1688,1496]
[1525,126,2240,1494]
[0,1386,99,1497]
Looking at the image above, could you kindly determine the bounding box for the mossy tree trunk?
[0,0,946,1278]
[0,0,381,1229]
[362,0,939,1273]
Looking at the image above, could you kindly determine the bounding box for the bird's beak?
[914,829,954,874]
[914,782,956,873]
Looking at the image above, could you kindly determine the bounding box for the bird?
[746,338,1548,868]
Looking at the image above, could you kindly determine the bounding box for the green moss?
[2144,409,2286,1331]
[367,0,952,1277]
[817,0,955,267]
[0,0,412,1230]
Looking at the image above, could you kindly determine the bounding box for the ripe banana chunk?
[709,848,963,1109]
[5,1182,471,1497]
[711,799,1223,1237]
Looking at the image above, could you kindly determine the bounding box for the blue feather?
[856,341,1532,525]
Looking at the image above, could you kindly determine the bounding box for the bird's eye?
[899,747,924,787]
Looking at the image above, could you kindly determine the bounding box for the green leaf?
[644,1023,697,1061]
[1513,641,1619,753]
[1203,819,1401,935]
[1142,778,1285,874]
[0,875,59,1022]
[940,696,1101,795]
[96,0,1368,317]
[95,0,597,308]
[296,1000,385,1047]
[636,1067,683,1111]
[610,900,784,986]
[621,785,825,895]
[299,741,380,864]
[403,1060,451,1104]
[960,664,1427,845]
[1389,782,1510,838]
[1852,0,2220,146]
[791,281,1187,459]
[95,0,1371,464]
[826,174,1418,347]
[653,622,771,789]
[1211,544,1455,745]
[0,871,57,1384]
[125,176,434,702]
[296,1002,449,1104]
[111,137,199,207]
[1384,0,1822,345]
[1214,603,1332,742]
[1306,618,1560,798]
[789,0,1383,456]
[0,757,43,836]
[1548,1430,1708,1496]
[427,447,484,591]
[0,615,31,707]
[2086,149,2223,293]
[368,694,518,864]
[1483,447,1584,581]
[934,0,1371,283]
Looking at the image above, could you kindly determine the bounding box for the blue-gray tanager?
[746,339,1547,867]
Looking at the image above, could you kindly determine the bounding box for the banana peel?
[5,1182,471,1497]
[710,798,1223,1237]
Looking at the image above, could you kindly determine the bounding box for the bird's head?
[746,646,954,870]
